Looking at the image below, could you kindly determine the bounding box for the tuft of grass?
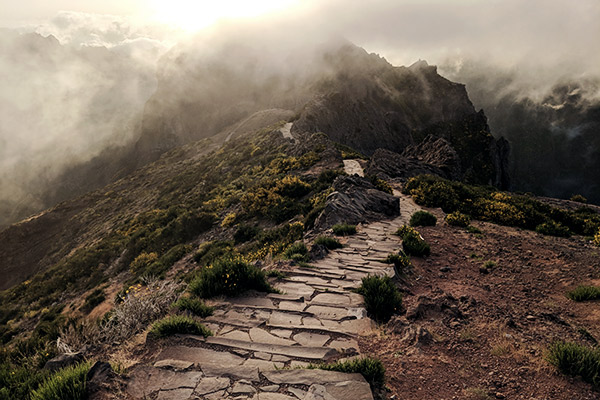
[332,223,357,236]
[307,357,385,391]
[173,297,214,318]
[547,341,600,387]
[189,257,275,298]
[567,285,600,302]
[357,275,402,323]
[382,252,412,275]
[30,361,92,400]
[445,211,471,227]
[409,211,437,227]
[314,236,343,250]
[570,194,588,203]
[150,315,212,338]
[283,242,309,262]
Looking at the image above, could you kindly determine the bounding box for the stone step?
[206,336,340,361]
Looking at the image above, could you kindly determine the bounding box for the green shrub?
[383,252,412,275]
[547,341,600,387]
[150,315,212,338]
[535,221,571,238]
[466,225,483,234]
[445,211,471,227]
[357,275,402,323]
[314,236,343,250]
[189,257,274,298]
[283,242,309,262]
[308,357,385,391]
[234,225,261,244]
[367,175,393,194]
[409,211,437,227]
[332,224,357,236]
[567,286,600,302]
[174,297,214,317]
[266,270,288,279]
[30,361,91,400]
[395,225,419,239]
[595,229,600,247]
[570,194,588,203]
[401,231,431,257]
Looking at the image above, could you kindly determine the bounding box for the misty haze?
[1,1,599,399]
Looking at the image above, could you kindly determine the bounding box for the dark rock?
[87,361,116,395]
[313,175,399,231]
[402,135,462,180]
[43,352,84,371]
[388,317,432,345]
[406,293,467,321]
[365,148,447,181]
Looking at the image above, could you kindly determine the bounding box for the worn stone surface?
[263,369,366,385]
[156,388,194,400]
[293,332,330,347]
[249,328,296,346]
[196,377,231,395]
[153,359,194,370]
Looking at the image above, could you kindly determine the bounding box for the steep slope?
[137,41,509,187]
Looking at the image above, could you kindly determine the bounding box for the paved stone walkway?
[125,170,423,399]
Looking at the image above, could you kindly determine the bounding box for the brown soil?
[360,207,600,400]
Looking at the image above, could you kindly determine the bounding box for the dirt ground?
[360,206,600,400]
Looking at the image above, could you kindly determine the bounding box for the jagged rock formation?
[137,40,509,187]
[402,135,462,180]
[314,175,400,231]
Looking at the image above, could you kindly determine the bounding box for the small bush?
[567,286,600,302]
[535,221,571,238]
[314,236,343,250]
[466,225,483,234]
[357,275,402,323]
[445,211,471,227]
[332,224,357,236]
[193,241,234,266]
[30,361,91,400]
[402,233,430,257]
[395,225,419,239]
[150,315,212,338]
[383,252,412,275]
[367,175,393,194]
[308,357,385,391]
[174,297,214,317]
[283,242,309,262]
[189,257,274,298]
[593,229,600,247]
[547,341,600,387]
[266,270,288,279]
[570,194,588,203]
[409,211,437,227]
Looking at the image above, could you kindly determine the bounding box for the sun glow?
[151,0,300,31]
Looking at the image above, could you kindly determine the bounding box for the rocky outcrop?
[402,135,462,180]
[365,148,446,181]
[314,175,399,231]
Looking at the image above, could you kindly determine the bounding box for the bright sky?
[0,0,301,29]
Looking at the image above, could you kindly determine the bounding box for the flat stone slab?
[196,377,231,395]
[313,381,374,400]
[278,301,307,312]
[243,358,284,371]
[233,296,275,307]
[153,359,193,370]
[127,366,202,398]
[274,282,315,298]
[221,330,252,341]
[253,393,297,400]
[156,388,194,400]
[249,327,296,346]
[293,332,330,347]
[305,305,351,320]
[156,346,244,367]
[269,311,303,326]
[201,364,260,382]
[328,338,359,352]
[311,293,353,306]
[263,369,366,385]
[206,337,339,361]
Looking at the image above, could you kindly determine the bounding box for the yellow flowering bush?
[594,229,600,247]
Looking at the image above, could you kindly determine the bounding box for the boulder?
[313,175,399,231]
[43,352,84,371]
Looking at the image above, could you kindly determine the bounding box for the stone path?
[125,183,424,399]
[342,159,364,177]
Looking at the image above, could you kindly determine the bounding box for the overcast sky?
[1,1,597,67]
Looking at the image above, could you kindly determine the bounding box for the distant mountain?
[138,41,509,187]
[444,62,600,204]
